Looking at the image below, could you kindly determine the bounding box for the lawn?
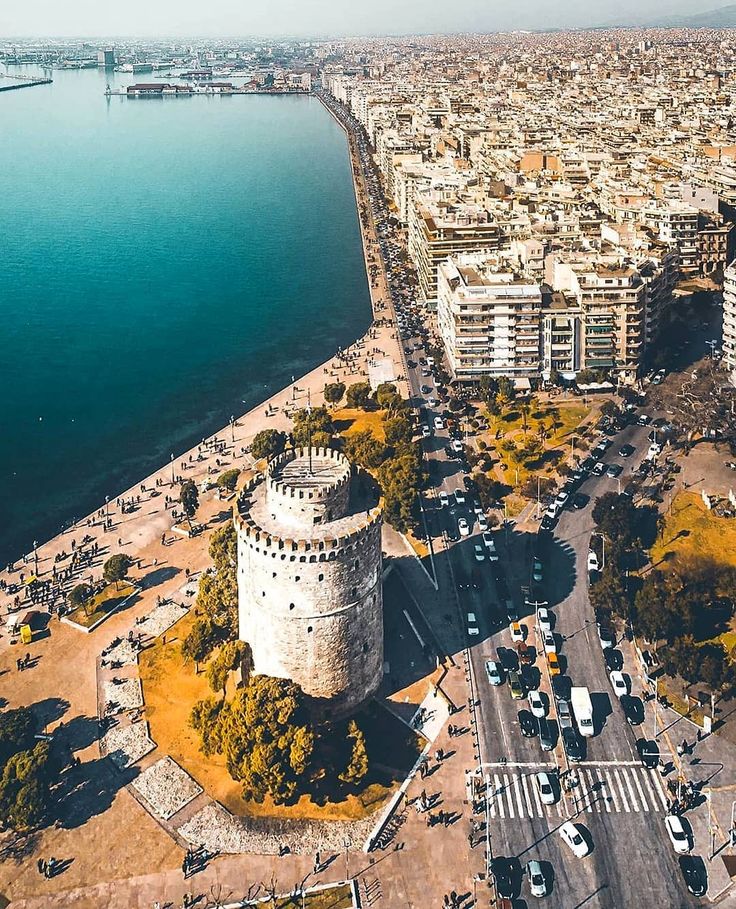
[67,582,137,628]
[244,885,353,909]
[332,407,387,441]
[649,492,736,571]
[140,610,409,822]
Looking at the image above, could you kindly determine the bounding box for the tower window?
[351,587,358,597]
[307,625,313,633]
[295,575,300,582]
[354,559,360,570]
[289,603,295,610]
[318,573,324,582]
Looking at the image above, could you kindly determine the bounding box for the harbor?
[0,71,52,91]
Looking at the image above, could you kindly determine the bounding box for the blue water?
[0,68,371,565]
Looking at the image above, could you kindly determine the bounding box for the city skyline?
[0,0,726,38]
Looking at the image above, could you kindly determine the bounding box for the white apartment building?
[722,261,736,384]
[437,253,543,382]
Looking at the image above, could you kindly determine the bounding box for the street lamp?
[229,414,235,444]
[33,540,38,574]
[170,453,175,486]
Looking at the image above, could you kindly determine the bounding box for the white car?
[528,689,546,718]
[467,613,479,636]
[587,550,600,572]
[559,821,590,858]
[483,534,498,560]
[421,425,431,438]
[647,443,661,459]
[542,631,557,654]
[555,491,570,509]
[535,771,557,806]
[545,502,560,520]
[477,515,489,532]
[527,860,547,899]
[458,517,470,537]
[665,814,692,854]
[537,607,552,633]
[451,440,464,453]
[439,491,449,508]
[427,397,439,407]
[609,670,628,698]
[434,416,444,430]
[454,489,466,505]
[473,544,486,562]
[510,622,526,643]
[485,660,503,686]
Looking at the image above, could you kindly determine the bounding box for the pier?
[0,72,52,92]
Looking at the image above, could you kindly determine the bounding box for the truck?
[570,686,594,737]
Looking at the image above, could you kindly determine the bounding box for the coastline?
[0,90,403,617]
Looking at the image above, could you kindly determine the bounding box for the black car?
[537,717,556,751]
[539,515,555,534]
[518,708,537,737]
[679,856,707,897]
[496,646,518,672]
[581,456,597,472]
[552,675,572,701]
[490,857,517,900]
[620,694,645,725]
[463,476,478,492]
[562,726,583,762]
[636,738,660,769]
[604,648,623,671]
[619,444,635,457]
[573,492,589,509]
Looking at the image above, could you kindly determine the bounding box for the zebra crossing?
[485,764,670,820]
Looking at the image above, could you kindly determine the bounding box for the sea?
[0,66,371,566]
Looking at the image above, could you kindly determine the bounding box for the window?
[295,575,300,582]
[289,603,295,611]
[351,587,358,598]
[318,573,324,582]
[307,626,313,633]
[354,559,360,570]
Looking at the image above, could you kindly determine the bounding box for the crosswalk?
[484,764,669,819]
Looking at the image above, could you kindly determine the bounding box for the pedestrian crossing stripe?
[486,766,669,819]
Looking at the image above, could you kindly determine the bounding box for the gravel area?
[179,801,377,855]
[103,678,143,711]
[102,722,156,769]
[132,756,202,820]
[104,638,140,667]
[138,600,188,638]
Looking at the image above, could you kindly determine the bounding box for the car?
[497,646,517,671]
[573,492,589,509]
[516,641,534,666]
[532,558,543,582]
[472,500,484,516]
[490,857,515,900]
[606,463,623,478]
[457,517,470,537]
[473,543,486,562]
[587,550,600,572]
[537,717,555,751]
[609,670,628,697]
[433,416,444,430]
[544,502,560,520]
[555,491,570,509]
[619,444,635,458]
[665,814,692,854]
[518,708,537,737]
[482,532,498,556]
[526,860,547,898]
[485,660,503,686]
[421,385,432,394]
[581,456,596,471]
[439,491,449,508]
[537,607,552,632]
[535,771,557,805]
[637,413,652,425]
[652,369,666,385]
[559,821,589,857]
[679,856,707,897]
[557,698,573,730]
[539,515,555,533]
[454,489,466,505]
[477,514,488,532]
[547,652,560,676]
[597,624,615,649]
[543,631,557,654]
[572,466,586,482]
[427,397,439,408]
[450,439,463,453]
[647,443,662,459]
[508,670,524,699]
[510,622,525,642]
[636,737,660,769]
[528,689,546,718]
[552,674,571,701]
[604,648,624,671]
[620,694,644,725]
[622,481,638,498]
[592,461,607,476]
[562,726,583,762]
[421,425,431,438]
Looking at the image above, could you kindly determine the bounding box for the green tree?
[292,406,334,447]
[634,572,683,642]
[250,429,287,462]
[217,468,240,493]
[377,452,422,532]
[576,369,597,386]
[599,400,620,420]
[179,480,199,528]
[189,697,223,756]
[375,382,403,411]
[323,382,346,408]
[496,376,516,408]
[589,568,629,622]
[344,382,373,410]
[384,413,414,449]
[339,720,369,786]
[207,640,248,699]
[0,742,52,832]
[548,367,561,387]
[68,583,93,616]
[344,429,387,469]
[0,708,37,768]
[478,375,499,404]
[182,617,220,673]
[592,493,639,552]
[485,397,501,426]
[103,553,132,590]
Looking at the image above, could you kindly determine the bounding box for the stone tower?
[234,446,383,716]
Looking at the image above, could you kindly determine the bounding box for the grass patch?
[649,492,736,571]
[244,885,353,909]
[405,529,429,558]
[332,407,387,441]
[67,582,136,628]
[140,611,411,822]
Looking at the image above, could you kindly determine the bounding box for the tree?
[384,413,413,449]
[0,708,37,768]
[576,369,597,386]
[250,429,287,462]
[323,382,346,408]
[592,493,639,552]
[339,720,369,786]
[634,572,682,642]
[207,676,316,804]
[344,429,387,469]
[589,569,629,622]
[182,617,220,673]
[478,375,499,404]
[599,400,620,420]
[292,406,333,447]
[68,583,93,615]
[496,376,516,408]
[189,697,223,756]
[375,382,404,411]
[548,367,561,387]
[485,397,501,427]
[207,640,248,699]
[0,742,52,831]
[103,553,132,590]
[346,382,374,410]
[180,480,199,528]
[475,473,508,509]
[377,451,423,532]
[217,468,240,493]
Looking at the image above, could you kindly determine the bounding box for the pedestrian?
[16,658,22,672]
[37,858,45,876]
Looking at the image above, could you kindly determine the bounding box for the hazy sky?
[0,0,713,38]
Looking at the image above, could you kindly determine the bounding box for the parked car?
[587,551,600,572]
[609,670,628,697]
[433,416,444,430]
[597,624,615,649]
[532,558,543,582]
[557,698,573,730]
[537,607,552,632]
[619,444,635,457]
[528,689,546,718]
[543,631,557,654]
[473,544,486,562]
[547,652,561,676]
[537,716,555,751]
[562,726,583,762]
[510,622,526,643]
[458,517,470,537]
[665,814,692,854]
[508,670,524,699]
[606,463,623,478]
[679,856,707,897]
[485,660,503,686]
[573,492,589,509]
[518,708,537,737]
[439,491,449,508]
[526,860,547,898]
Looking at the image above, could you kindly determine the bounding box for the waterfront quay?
[0,75,52,91]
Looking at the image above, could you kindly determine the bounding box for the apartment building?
[722,261,736,384]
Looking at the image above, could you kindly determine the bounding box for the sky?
[0,0,715,38]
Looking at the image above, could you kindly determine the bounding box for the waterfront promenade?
[0,99,415,906]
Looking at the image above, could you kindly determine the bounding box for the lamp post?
[33,540,38,574]
[170,453,175,486]
[229,415,235,444]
